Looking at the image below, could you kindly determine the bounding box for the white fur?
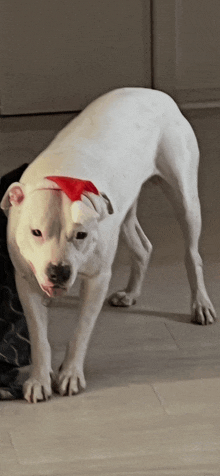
[1,88,216,403]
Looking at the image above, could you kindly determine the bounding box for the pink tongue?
[52,288,64,297]
[43,286,64,297]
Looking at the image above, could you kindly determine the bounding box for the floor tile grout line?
[6,430,21,466]
[164,321,181,350]
[151,384,167,414]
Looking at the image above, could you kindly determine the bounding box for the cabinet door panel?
[0,0,151,115]
[153,0,220,106]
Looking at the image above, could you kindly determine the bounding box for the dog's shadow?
[51,295,191,324]
[103,302,192,324]
[131,309,191,324]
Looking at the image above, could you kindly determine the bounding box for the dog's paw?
[23,376,52,403]
[191,295,216,325]
[55,366,86,396]
[0,389,15,400]
[108,290,136,307]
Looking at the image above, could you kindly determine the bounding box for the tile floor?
[0,107,220,475]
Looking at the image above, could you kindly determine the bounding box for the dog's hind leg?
[109,200,152,307]
[158,124,216,324]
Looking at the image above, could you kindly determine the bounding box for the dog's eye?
[32,229,42,237]
[76,231,88,240]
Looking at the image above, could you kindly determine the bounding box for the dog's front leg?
[15,272,52,403]
[57,270,112,396]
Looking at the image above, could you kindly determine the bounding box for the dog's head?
[1,181,113,297]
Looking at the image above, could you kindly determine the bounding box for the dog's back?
[20,88,192,213]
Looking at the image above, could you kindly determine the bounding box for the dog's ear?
[71,200,99,225]
[82,192,114,221]
[1,182,25,214]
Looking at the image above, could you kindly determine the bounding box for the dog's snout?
[46,263,71,285]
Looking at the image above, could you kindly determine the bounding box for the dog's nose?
[46,263,71,285]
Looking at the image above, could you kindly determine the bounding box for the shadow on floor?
[105,305,192,324]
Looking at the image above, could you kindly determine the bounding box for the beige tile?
[6,385,220,471]
[169,347,220,382]
[165,278,220,349]
[90,310,178,353]
[166,320,220,349]
[8,384,163,465]
[153,378,220,416]
[3,413,220,474]
[0,430,18,465]
[1,459,220,476]
[110,261,191,312]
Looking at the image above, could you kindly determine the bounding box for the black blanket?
[0,164,31,399]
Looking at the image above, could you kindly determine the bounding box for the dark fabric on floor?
[0,164,30,399]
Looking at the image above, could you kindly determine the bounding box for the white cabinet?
[1,0,220,115]
[153,0,220,106]
[0,0,151,115]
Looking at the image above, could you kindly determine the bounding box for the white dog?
[1,88,216,403]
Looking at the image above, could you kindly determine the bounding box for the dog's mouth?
[41,284,67,298]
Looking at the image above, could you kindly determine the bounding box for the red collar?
[46,176,99,202]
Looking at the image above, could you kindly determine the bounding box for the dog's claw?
[23,377,52,403]
[56,367,86,396]
[191,297,216,325]
[108,291,136,307]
